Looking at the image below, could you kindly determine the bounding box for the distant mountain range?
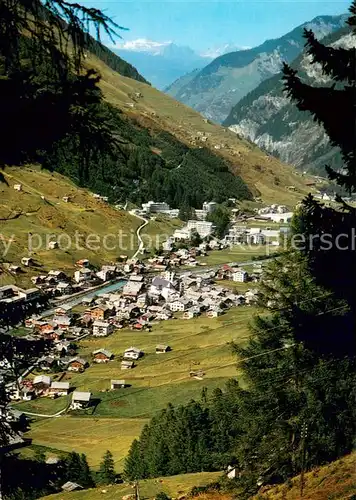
[224,25,355,175]
[110,39,245,89]
[165,15,347,123]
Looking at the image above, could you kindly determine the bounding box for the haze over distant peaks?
[110,38,249,89]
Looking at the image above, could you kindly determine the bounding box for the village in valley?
[0,197,292,468]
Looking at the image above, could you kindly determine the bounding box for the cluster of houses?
[5,259,261,408]
[29,259,123,295]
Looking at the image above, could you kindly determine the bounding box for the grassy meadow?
[21,307,256,468]
[42,471,222,500]
[251,451,356,500]
[28,417,147,469]
[0,167,179,286]
[197,245,279,266]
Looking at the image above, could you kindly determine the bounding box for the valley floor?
[18,307,256,469]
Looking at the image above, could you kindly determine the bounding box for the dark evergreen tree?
[124,439,145,480]
[282,1,356,352]
[0,0,122,170]
[207,206,231,238]
[155,492,171,500]
[98,450,116,485]
[79,454,95,488]
[64,452,83,484]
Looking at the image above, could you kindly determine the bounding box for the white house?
[70,391,91,410]
[33,375,51,387]
[74,268,92,283]
[96,269,111,281]
[14,184,22,191]
[92,321,114,337]
[169,298,191,312]
[123,347,143,360]
[150,276,176,298]
[111,380,126,389]
[207,307,224,318]
[232,270,248,282]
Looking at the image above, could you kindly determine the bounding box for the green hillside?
[83,53,312,206]
[0,166,180,286]
[251,451,356,499]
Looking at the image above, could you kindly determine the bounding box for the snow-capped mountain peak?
[114,38,172,56]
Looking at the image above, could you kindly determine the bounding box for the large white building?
[187,220,214,238]
[142,201,170,213]
[169,298,192,312]
[141,200,216,221]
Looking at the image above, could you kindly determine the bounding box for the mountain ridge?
[166,14,347,123]
[224,25,353,175]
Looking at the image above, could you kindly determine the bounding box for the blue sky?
[82,0,350,53]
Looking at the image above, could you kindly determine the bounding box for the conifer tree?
[124,439,145,480]
[282,0,356,346]
[64,452,82,483]
[79,454,95,488]
[0,0,123,169]
[98,450,116,485]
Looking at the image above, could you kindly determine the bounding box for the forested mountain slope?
[224,27,354,175]
[166,15,346,123]
[86,37,149,84]
[79,52,311,206]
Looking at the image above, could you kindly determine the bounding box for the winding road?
[130,212,149,260]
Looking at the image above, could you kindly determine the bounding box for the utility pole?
[300,422,308,498]
[134,480,140,500]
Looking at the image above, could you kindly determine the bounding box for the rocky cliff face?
[224,27,355,175]
[166,15,347,124]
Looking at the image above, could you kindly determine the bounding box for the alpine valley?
[166,15,347,124]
